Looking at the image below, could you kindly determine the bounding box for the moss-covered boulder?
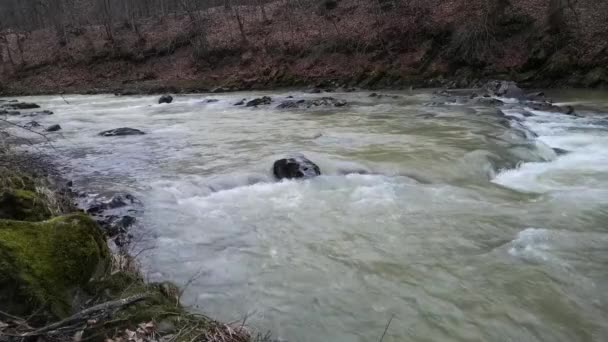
[0,213,110,319]
[0,190,52,221]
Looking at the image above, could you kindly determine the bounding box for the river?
[4,89,608,341]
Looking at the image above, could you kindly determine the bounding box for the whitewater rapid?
[3,89,608,341]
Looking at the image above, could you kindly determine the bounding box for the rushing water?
[4,89,608,341]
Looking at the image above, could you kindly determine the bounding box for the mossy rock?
[0,213,110,320]
[0,190,52,221]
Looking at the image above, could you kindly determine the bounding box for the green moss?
[0,190,52,221]
[88,272,181,321]
[82,271,190,340]
[0,213,110,319]
[0,174,37,191]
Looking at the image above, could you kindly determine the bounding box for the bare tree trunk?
[230,1,248,45]
[16,33,27,65]
[180,0,208,59]
[101,0,115,47]
[258,0,269,22]
[548,0,566,33]
[2,34,16,66]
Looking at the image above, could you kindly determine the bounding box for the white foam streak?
[493,106,608,194]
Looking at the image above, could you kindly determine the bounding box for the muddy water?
[6,89,608,341]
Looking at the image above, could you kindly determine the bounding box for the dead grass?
[0,130,72,216]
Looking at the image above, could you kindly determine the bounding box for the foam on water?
[509,227,608,261]
[5,90,608,341]
[493,105,608,194]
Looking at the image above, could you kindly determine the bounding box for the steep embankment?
[0,0,607,95]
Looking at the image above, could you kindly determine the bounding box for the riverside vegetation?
[0,124,268,341]
[0,0,607,95]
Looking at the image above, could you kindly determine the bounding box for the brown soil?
[1,0,607,95]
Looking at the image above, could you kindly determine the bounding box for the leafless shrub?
[448,0,501,63]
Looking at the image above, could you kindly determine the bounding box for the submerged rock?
[80,193,141,245]
[276,97,347,109]
[0,109,21,115]
[497,109,524,122]
[98,127,145,136]
[273,156,321,180]
[526,102,576,115]
[2,102,41,110]
[476,97,504,106]
[483,80,525,99]
[368,93,401,99]
[20,110,54,117]
[526,92,546,102]
[211,87,230,93]
[24,120,41,128]
[276,100,305,109]
[246,96,272,107]
[114,90,138,96]
[97,215,136,239]
[553,148,570,155]
[45,124,62,132]
[158,95,173,104]
[0,214,110,319]
[85,194,137,214]
[234,99,246,106]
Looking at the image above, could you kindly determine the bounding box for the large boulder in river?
[158,95,173,104]
[246,96,272,107]
[98,128,145,137]
[483,80,525,99]
[273,156,321,180]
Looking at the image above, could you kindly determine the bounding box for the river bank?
[0,113,264,341]
[1,0,607,96]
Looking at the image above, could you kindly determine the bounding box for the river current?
[4,89,608,341]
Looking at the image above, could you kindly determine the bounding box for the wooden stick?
[21,293,150,337]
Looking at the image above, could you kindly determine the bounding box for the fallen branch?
[379,314,394,342]
[20,293,150,337]
[0,310,23,322]
[0,116,51,141]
